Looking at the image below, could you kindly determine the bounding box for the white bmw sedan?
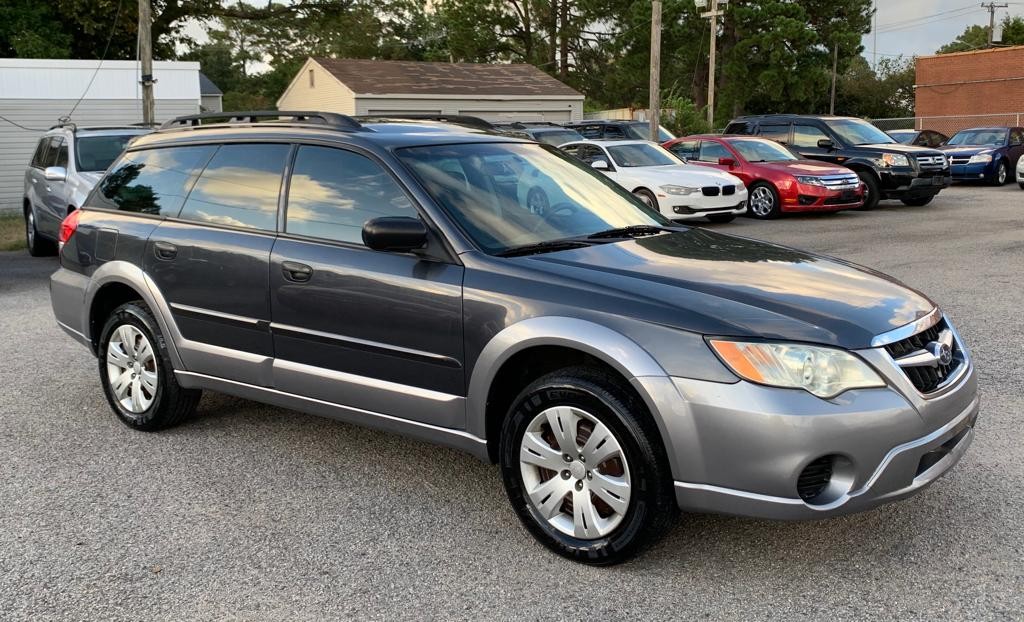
[559,140,748,223]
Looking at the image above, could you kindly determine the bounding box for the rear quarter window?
[91,145,216,215]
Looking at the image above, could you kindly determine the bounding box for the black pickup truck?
[724,115,952,209]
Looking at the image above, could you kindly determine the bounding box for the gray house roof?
[312,58,583,98]
[198,72,222,96]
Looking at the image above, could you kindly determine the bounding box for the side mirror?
[816,138,834,150]
[362,217,428,253]
[718,157,736,167]
[44,166,67,182]
[591,160,610,170]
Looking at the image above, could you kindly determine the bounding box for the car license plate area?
[932,176,945,185]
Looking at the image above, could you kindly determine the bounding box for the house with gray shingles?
[0,58,206,211]
[277,57,584,123]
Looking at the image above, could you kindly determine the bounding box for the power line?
[0,115,50,132]
[875,3,979,30]
[877,7,984,34]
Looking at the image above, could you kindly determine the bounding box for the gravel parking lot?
[1,184,1021,621]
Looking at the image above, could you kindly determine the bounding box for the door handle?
[153,241,177,260]
[281,261,313,283]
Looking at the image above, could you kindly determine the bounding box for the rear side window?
[178,144,290,231]
[758,124,791,144]
[94,146,215,215]
[285,145,416,245]
[603,125,626,139]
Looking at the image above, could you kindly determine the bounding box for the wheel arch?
[466,317,670,463]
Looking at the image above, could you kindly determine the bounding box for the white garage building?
[277,58,584,123]
[0,59,203,211]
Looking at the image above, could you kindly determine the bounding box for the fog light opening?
[797,455,855,505]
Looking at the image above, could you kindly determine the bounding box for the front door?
[269,144,465,427]
[791,124,842,164]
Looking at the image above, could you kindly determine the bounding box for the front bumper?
[783,183,864,212]
[633,330,979,520]
[664,193,748,220]
[879,169,951,198]
[950,161,994,181]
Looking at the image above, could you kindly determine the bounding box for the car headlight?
[661,184,700,195]
[794,175,824,186]
[968,153,993,164]
[708,339,885,398]
[874,153,910,168]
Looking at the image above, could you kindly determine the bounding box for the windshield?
[887,131,917,144]
[729,138,798,162]
[75,134,141,172]
[825,119,895,146]
[396,142,669,255]
[947,129,1007,146]
[606,143,677,167]
[624,122,675,142]
[532,129,584,146]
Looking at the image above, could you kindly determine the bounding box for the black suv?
[50,111,978,565]
[724,115,952,209]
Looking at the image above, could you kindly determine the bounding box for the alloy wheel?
[519,406,632,539]
[106,325,158,413]
[750,186,775,217]
[997,163,1007,184]
[26,211,35,247]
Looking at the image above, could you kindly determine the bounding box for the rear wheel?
[24,206,56,256]
[499,366,677,565]
[855,171,880,210]
[98,302,201,431]
[747,182,780,219]
[900,196,934,206]
[990,161,1008,186]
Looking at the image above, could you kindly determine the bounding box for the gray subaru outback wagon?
[50,111,979,565]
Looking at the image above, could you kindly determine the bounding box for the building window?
[308,69,315,88]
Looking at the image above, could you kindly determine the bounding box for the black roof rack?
[496,121,565,129]
[355,114,495,131]
[159,110,364,131]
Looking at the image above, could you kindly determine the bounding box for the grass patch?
[0,211,26,252]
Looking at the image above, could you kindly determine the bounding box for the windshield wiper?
[495,239,594,257]
[586,224,674,239]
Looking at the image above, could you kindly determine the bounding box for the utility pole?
[649,0,662,142]
[139,0,155,125]
[872,1,877,72]
[829,42,838,115]
[696,0,725,129]
[982,2,1008,47]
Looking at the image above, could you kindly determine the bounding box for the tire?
[900,196,934,206]
[1018,182,1024,190]
[98,301,201,431]
[24,206,56,257]
[855,171,880,210]
[499,366,677,565]
[990,161,1008,186]
[706,213,736,223]
[746,182,781,219]
[633,188,658,211]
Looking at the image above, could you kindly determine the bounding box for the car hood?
[522,229,935,349]
[627,165,743,186]
[855,143,942,156]
[939,145,999,156]
[757,160,854,176]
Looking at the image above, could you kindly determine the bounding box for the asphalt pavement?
[1,184,1022,620]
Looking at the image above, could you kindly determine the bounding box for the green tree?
[938,16,1024,53]
[834,55,915,119]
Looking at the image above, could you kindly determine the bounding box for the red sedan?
[662,135,865,218]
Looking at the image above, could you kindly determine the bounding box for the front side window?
[76,134,141,172]
[94,146,215,215]
[178,144,290,230]
[286,145,416,245]
[606,143,677,167]
[825,118,895,146]
[44,137,63,167]
[53,138,68,169]
[397,142,669,255]
[792,124,831,148]
[30,138,49,168]
[1007,129,1023,146]
[729,138,798,162]
[698,140,731,162]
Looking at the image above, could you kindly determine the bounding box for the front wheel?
[746,182,780,219]
[24,207,56,256]
[855,172,880,210]
[1018,181,1024,190]
[632,188,658,211]
[901,196,934,206]
[499,366,677,565]
[98,302,201,431]
[990,161,1008,186]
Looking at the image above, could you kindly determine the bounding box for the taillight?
[58,209,81,248]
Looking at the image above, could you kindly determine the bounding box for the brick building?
[915,45,1024,132]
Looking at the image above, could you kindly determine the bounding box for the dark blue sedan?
[940,126,1024,185]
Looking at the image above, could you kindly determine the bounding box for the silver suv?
[23,125,150,256]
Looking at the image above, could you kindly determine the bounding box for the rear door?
[142,142,291,386]
[25,137,51,223]
[31,136,65,235]
[269,144,465,427]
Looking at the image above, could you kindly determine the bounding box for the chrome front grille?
[950,156,971,165]
[916,154,948,169]
[819,173,860,189]
[884,316,964,394]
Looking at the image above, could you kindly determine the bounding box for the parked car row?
[45,111,980,566]
[885,125,1024,187]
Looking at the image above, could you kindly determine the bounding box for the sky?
[861,0,1024,61]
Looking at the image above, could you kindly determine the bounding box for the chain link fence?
[872,113,1024,137]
